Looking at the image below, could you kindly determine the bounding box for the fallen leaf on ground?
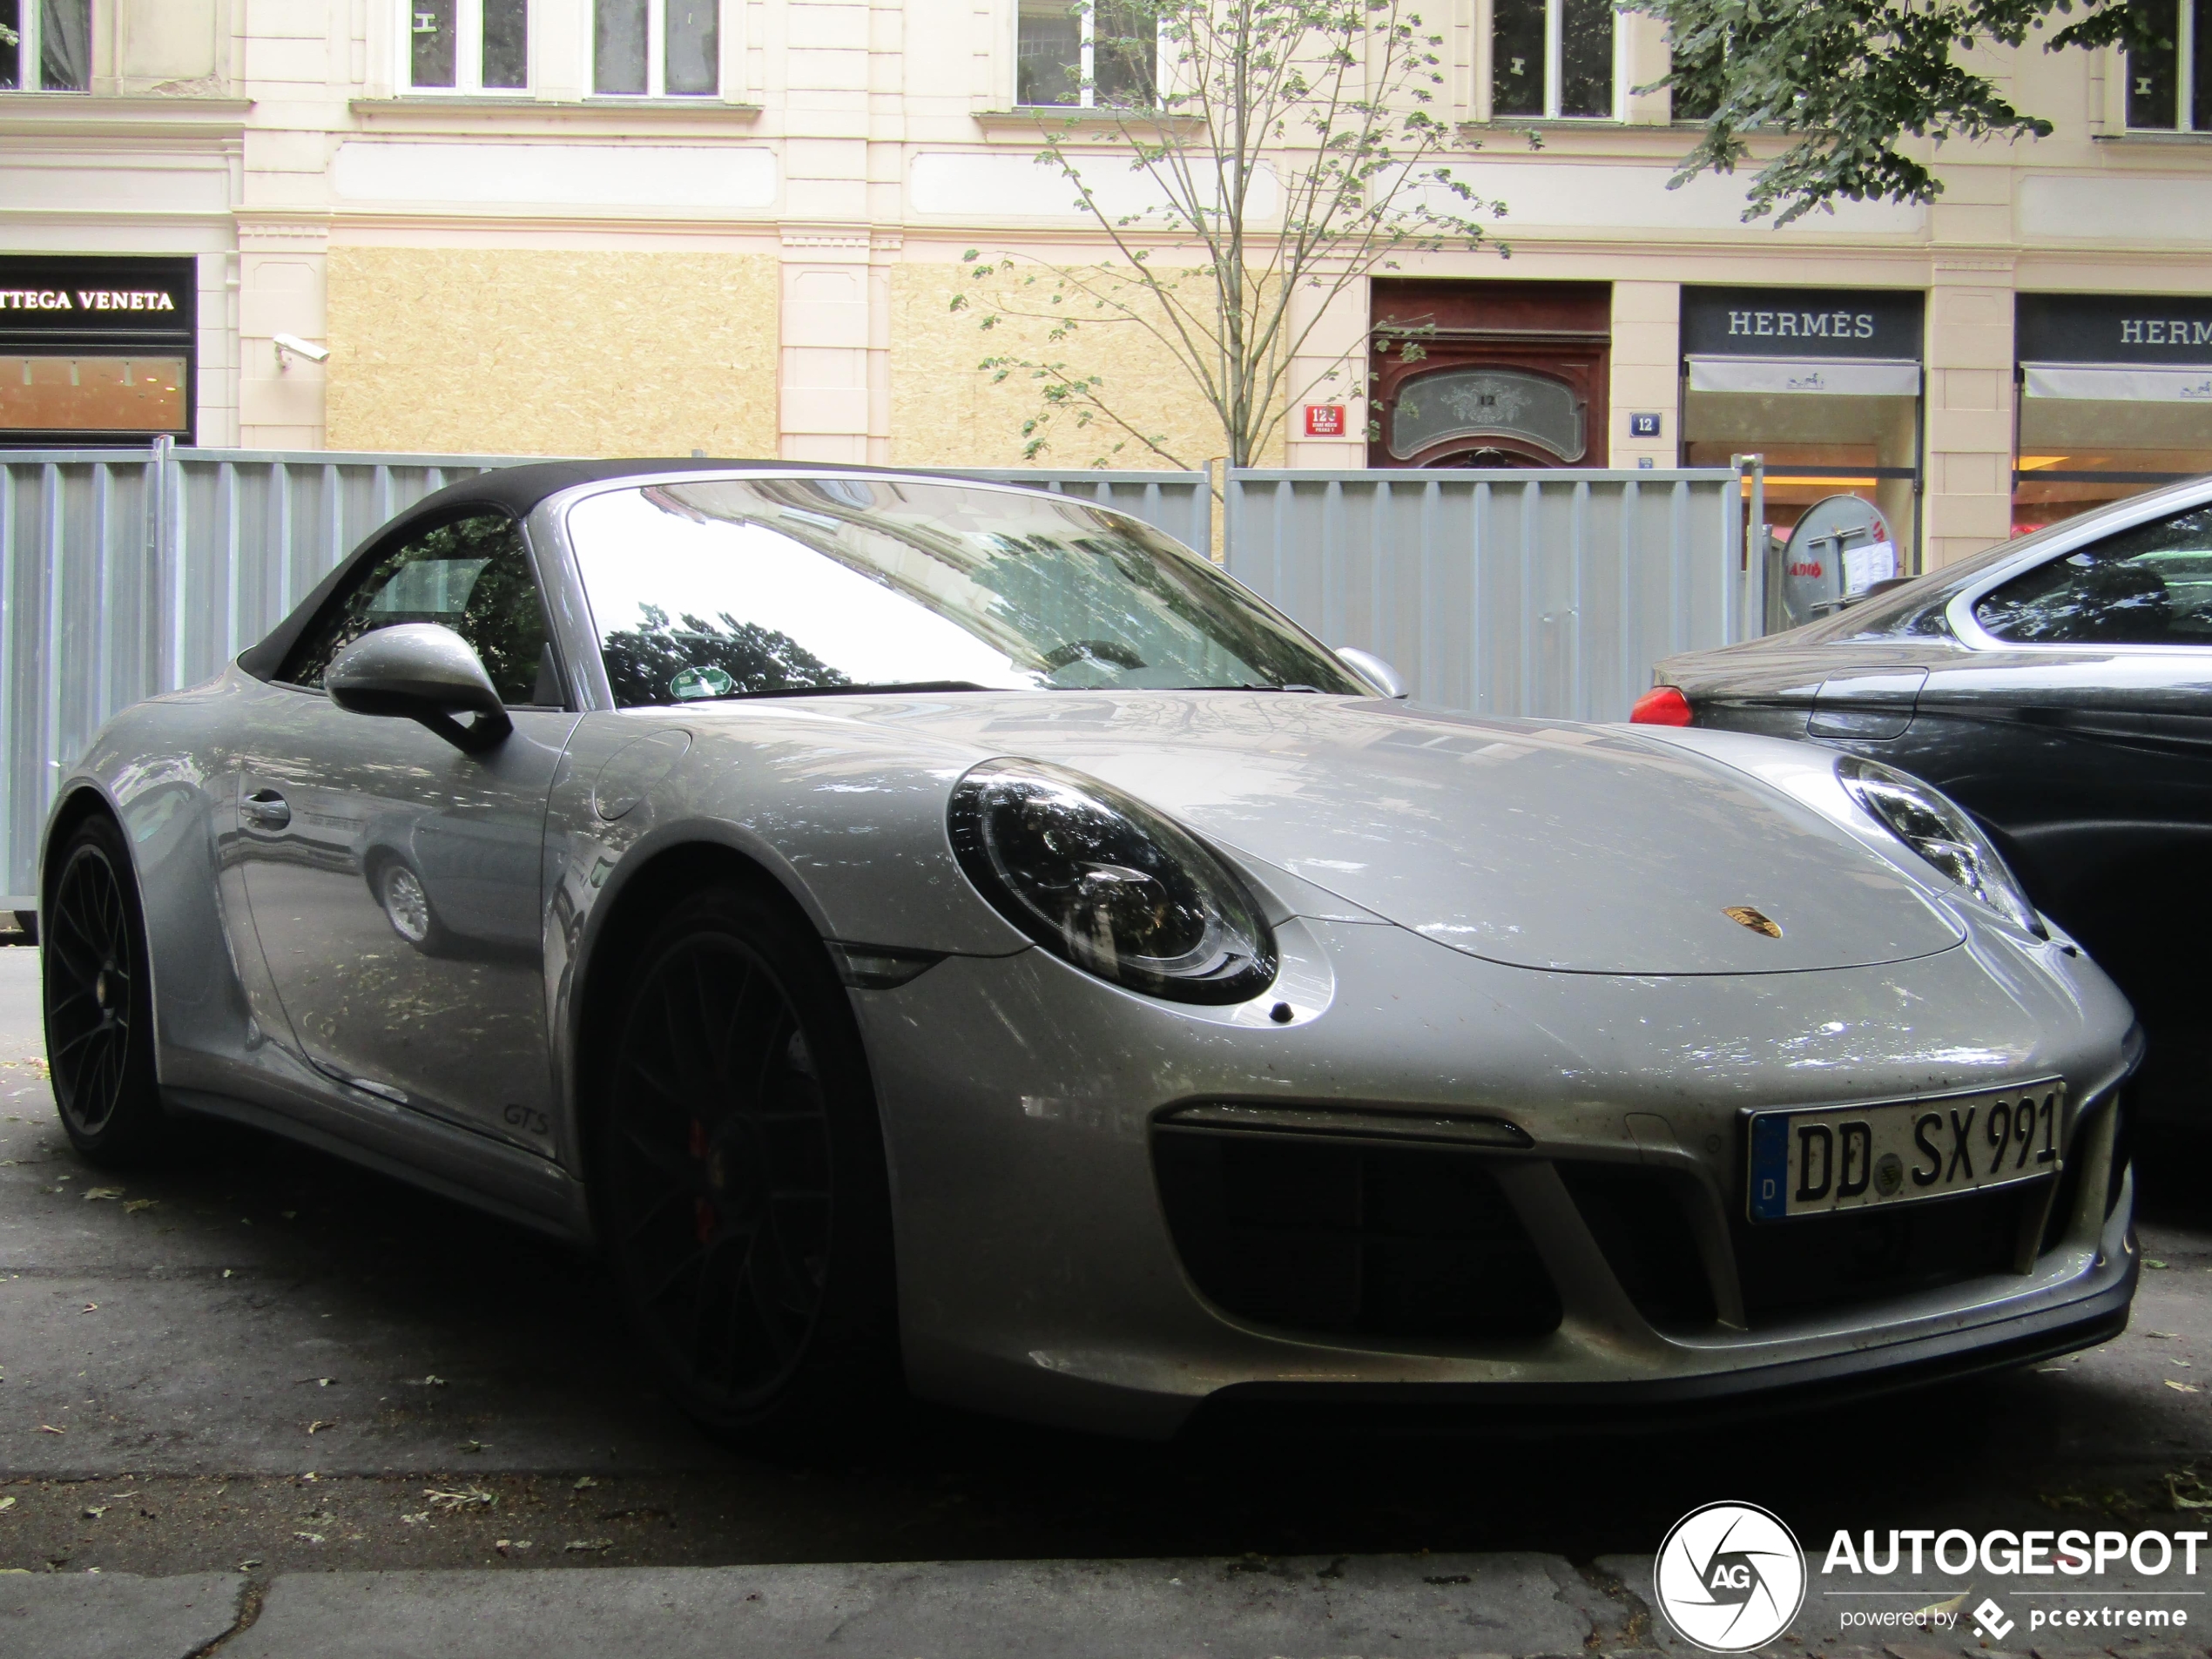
[457,1440,484,1454]
[83,1189,121,1202]
[238,1558,261,1570]
[2148,1259,2172,1270]
[78,1304,96,1313]
[0,1497,13,1511]
[573,1475,597,1491]
[2167,1379,2199,1393]
[564,1539,611,1553]
[424,1487,496,1512]
[122,1199,158,1214]
[2148,1331,2177,1339]
[293,1532,323,1544]
[79,1507,105,1519]
[2036,1365,2069,1373]
[37,1425,63,1434]
[421,1374,446,1387]
[220,1269,233,1278]
[307,1420,334,1435]
[2168,1472,2212,1509]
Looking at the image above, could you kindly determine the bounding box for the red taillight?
[1630,686,1694,726]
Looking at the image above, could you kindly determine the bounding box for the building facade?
[9,0,2212,568]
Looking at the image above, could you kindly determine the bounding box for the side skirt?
[164,1084,595,1247]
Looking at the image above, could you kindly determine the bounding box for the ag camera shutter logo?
[1655,1501,1807,1652]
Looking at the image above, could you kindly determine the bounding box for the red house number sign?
[1304,404,1345,437]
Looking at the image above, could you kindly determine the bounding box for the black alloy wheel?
[43,814,168,1163]
[597,886,897,1443]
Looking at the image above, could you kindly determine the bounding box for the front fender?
[541,707,1037,1175]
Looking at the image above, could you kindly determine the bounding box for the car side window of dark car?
[280,513,565,706]
[1974,505,2212,647]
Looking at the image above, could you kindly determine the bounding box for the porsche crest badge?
[1722,906,1783,939]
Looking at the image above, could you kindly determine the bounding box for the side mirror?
[1335,646,1409,699]
[326,624,513,752]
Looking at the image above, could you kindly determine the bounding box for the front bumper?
[855,917,2139,1439]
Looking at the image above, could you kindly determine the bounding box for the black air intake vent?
[1153,1128,1562,1342]
[1554,1162,1718,1332]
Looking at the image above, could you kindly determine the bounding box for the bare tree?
[948,0,1501,470]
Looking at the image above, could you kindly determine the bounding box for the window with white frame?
[1491,0,1616,118]
[1,0,91,91]
[593,0,719,96]
[1016,0,1158,108]
[406,0,529,92]
[2126,0,2212,130]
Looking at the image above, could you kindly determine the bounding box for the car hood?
[816,691,1963,975]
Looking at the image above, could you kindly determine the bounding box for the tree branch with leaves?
[948,0,1503,470]
[1633,0,2158,225]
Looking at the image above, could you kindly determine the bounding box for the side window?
[282,514,563,706]
[1974,505,2212,646]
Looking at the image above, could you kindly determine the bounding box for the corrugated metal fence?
[0,443,1756,904]
[1225,467,1758,722]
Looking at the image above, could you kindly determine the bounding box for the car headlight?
[948,759,1278,1004]
[1837,755,2044,936]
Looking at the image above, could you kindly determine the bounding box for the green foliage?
[287,514,551,705]
[599,604,849,708]
[947,0,1504,471]
[1633,0,2155,224]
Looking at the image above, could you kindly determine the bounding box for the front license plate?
[1747,1080,2066,1222]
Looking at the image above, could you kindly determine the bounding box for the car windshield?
[565,476,1365,706]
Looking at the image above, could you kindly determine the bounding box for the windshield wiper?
[680,680,994,703]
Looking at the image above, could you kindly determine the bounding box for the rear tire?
[42,814,168,1166]
[592,884,900,1449]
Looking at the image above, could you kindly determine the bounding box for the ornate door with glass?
[1369,280,1610,469]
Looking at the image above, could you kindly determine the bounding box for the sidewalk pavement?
[13,1552,2190,1658]
[6,1553,1626,1658]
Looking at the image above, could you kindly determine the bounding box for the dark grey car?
[1649,479,2212,1127]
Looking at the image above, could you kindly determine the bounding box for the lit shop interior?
[1679,287,1924,577]
[0,255,194,448]
[2014,293,2212,531]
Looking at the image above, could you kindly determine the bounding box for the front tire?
[593,885,899,1447]
[42,814,168,1165]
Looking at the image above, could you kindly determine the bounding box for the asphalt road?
[3,937,2211,1595]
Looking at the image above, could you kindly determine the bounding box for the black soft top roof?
[236,457,1017,680]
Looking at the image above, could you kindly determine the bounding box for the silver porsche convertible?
[40,462,2139,1442]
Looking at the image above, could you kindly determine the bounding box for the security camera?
[273,334,330,366]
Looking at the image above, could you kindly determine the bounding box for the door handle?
[242,789,291,830]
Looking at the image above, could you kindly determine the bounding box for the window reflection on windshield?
[566,477,1362,707]
[1975,506,2212,645]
